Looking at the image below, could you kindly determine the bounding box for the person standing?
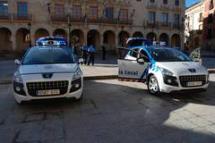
[81,44,88,65]
[87,44,96,66]
[102,45,106,60]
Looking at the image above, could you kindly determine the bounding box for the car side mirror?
[137,58,145,64]
[14,59,21,65]
[78,58,84,64]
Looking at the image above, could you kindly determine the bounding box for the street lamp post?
[27,22,32,47]
[67,15,71,47]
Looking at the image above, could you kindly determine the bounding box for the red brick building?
[203,0,215,50]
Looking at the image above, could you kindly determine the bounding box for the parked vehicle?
[13,46,83,104]
[118,45,209,95]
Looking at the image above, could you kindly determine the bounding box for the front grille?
[27,81,69,96]
[179,75,206,87]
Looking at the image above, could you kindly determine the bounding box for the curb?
[208,69,215,73]
[84,75,118,80]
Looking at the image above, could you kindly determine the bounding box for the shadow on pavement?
[1,80,214,142]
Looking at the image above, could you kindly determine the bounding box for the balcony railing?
[144,21,183,30]
[145,21,159,28]
[172,23,183,30]
[50,14,132,25]
[172,6,181,12]
[118,18,132,25]
[50,14,67,23]
[100,17,118,24]
[160,5,171,11]
[159,22,171,28]
[146,3,157,9]
[0,13,11,21]
[13,14,32,21]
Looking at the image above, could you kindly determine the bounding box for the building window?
[72,5,82,18]
[209,0,214,10]
[0,1,8,16]
[17,2,28,16]
[104,7,113,19]
[89,6,98,19]
[208,14,213,24]
[55,4,64,16]
[175,0,179,6]
[148,11,156,24]
[161,12,168,24]
[119,9,128,20]
[163,0,168,5]
[174,14,180,25]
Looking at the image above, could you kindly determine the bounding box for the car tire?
[147,75,160,95]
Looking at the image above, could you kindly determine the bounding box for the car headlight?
[70,68,82,93]
[13,72,23,83]
[13,73,26,95]
[72,68,82,80]
[159,67,174,76]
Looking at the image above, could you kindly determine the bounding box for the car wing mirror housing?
[137,58,145,64]
[78,58,84,64]
[14,59,21,65]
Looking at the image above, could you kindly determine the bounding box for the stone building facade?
[0,0,185,54]
[203,0,215,51]
[185,1,204,50]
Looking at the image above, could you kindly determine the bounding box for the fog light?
[15,86,21,92]
[13,82,26,96]
[74,84,80,88]
[167,79,172,83]
[70,78,82,93]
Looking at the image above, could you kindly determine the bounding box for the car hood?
[156,62,208,75]
[18,64,79,75]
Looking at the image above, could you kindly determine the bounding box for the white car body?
[119,46,209,94]
[13,47,83,104]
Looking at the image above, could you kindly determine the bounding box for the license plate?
[37,89,60,96]
[187,81,202,87]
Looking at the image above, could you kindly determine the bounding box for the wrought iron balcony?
[0,13,11,21]
[118,18,132,25]
[145,21,159,28]
[160,4,171,11]
[172,23,183,30]
[159,22,172,29]
[100,17,118,24]
[13,14,32,22]
[146,3,157,10]
[50,14,67,23]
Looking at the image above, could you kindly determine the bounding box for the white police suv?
[13,47,83,104]
[118,46,209,95]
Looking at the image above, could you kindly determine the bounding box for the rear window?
[22,48,74,65]
[127,39,152,47]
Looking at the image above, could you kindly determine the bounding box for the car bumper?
[13,87,83,103]
[159,83,209,93]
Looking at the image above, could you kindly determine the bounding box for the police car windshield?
[22,48,74,65]
[149,48,192,62]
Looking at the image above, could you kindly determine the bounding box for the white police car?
[118,46,209,95]
[13,46,83,104]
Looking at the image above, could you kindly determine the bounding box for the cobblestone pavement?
[0,76,215,143]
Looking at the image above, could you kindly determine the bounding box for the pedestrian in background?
[102,44,106,60]
[87,44,96,66]
[81,44,88,65]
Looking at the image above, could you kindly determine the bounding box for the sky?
[186,0,200,7]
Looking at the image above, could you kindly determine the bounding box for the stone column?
[11,31,16,51]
